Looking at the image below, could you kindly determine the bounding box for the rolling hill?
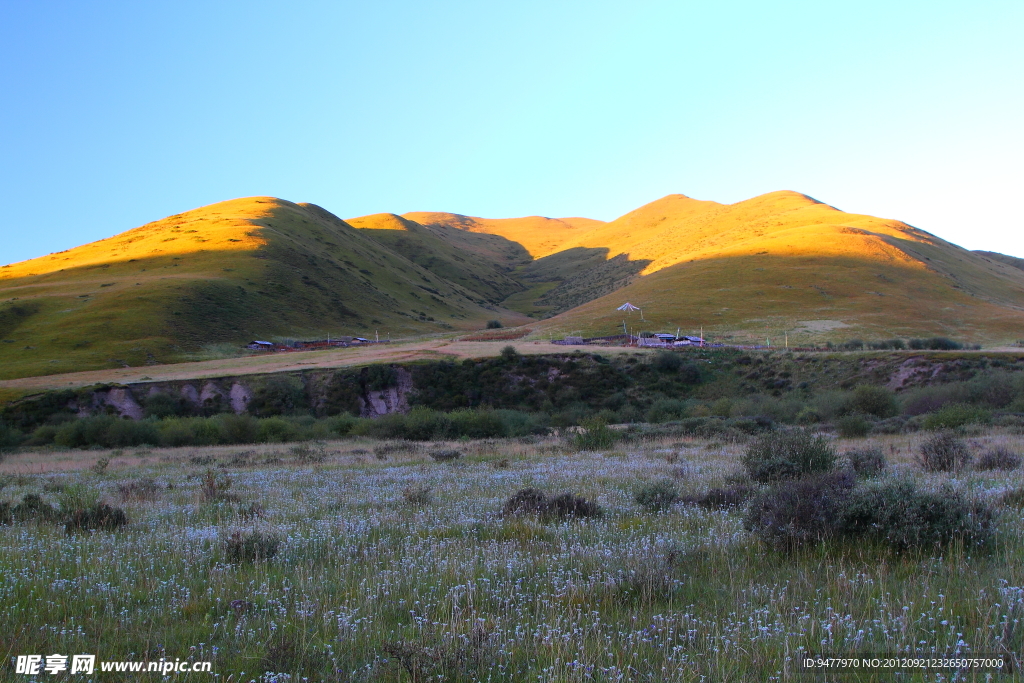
[0,198,531,379]
[519,192,1024,344]
[3,189,1024,380]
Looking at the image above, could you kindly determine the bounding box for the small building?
[247,341,275,351]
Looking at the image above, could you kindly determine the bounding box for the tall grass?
[1,431,1022,680]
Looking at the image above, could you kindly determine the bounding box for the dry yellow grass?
[0,197,272,280]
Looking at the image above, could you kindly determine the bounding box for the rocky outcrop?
[360,367,412,418]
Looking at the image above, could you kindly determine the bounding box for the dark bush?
[975,447,1021,471]
[634,480,680,512]
[837,414,871,438]
[544,493,603,520]
[744,471,855,549]
[742,428,837,482]
[838,479,993,549]
[501,488,602,520]
[917,432,972,472]
[501,488,547,516]
[683,483,756,510]
[0,421,22,452]
[12,494,61,522]
[845,447,888,477]
[429,448,462,462]
[0,501,11,524]
[500,345,519,362]
[850,385,899,418]
[653,351,682,373]
[225,530,281,562]
[486,320,503,329]
[64,503,128,533]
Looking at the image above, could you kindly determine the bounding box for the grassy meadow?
[2,428,1023,682]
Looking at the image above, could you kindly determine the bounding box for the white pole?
[376,330,379,342]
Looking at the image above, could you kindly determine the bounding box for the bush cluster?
[501,488,602,521]
[917,432,973,472]
[845,447,888,477]
[742,429,836,482]
[745,474,993,551]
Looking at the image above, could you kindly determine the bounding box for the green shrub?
[64,503,128,534]
[744,471,855,548]
[922,403,990,430]
[634,480,680,512]
[449,409,504,439]
[486,320,503,329]
[159,417,224,447]
[836,414,870,438]
[845,447,888,477]
[742,428,837,482]
[247,375,307,416]
[850,385,899,418]
[225,530,281,562]
[257,416,300,443]
[646,399,688,423]
[572,417,616,451]
[105,418,160,447]
[500,345,519,362]
[838,479,992,549]
[917,432,972,472]
[217,414,259,444]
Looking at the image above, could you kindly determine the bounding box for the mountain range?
[2,191,1023,379]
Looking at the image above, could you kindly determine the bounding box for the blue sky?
[1,0,1021,264]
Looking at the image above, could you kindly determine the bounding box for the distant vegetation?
[5,349,1024,452]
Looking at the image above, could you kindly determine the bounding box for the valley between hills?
[3,190,1024,381]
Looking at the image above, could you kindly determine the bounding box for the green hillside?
[0,198,529,380]
[4,190,1024,381]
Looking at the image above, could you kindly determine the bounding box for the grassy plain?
[1,430,1022,681]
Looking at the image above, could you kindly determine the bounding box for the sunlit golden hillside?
[3,189,1024,380]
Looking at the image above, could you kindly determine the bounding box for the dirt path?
[0,339,650,393]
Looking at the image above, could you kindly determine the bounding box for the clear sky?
[1,0,1021,265]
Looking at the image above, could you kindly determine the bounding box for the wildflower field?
[2,430,1023,682]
